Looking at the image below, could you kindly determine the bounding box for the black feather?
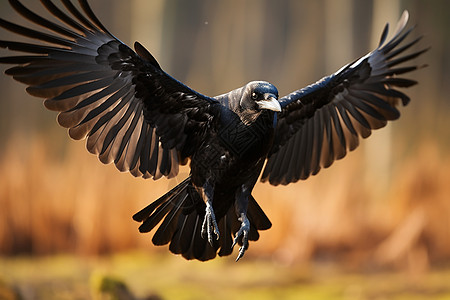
[0,1,425,262]
[8,0,83,39]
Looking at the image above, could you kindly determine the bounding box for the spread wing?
[262,11,427,185]
[0,0,218,179]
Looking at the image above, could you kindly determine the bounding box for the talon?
[201,201,220,246]
[232,215,250,261]
[236,244,248,262]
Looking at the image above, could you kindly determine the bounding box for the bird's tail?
[132,176,272,261]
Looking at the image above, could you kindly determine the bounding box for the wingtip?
[395,10,410,32]
[134,41,161,70]
[401,10,410,22]
[378,23,390,47]
[379,10,411,48]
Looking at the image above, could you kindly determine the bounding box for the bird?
[0,0,427,261]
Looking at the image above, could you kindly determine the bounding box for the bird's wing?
[262,11,427,186]
[0,0,219,180]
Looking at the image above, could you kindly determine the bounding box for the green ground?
[1,252,450,300]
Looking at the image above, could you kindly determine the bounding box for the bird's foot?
[232,214,250,261]
[201,201,220,246]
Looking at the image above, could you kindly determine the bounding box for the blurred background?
[0,0,449,299]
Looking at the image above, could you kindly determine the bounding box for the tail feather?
[247,195,272,230]
[152,192,188,245]
[189,215,215,260]
[217,213,233,257]
[168,213,190,254]
[132,197,165,223]
[178,213,201,260]
[132,177,189,223]
[248,223,260,241]
[170,212,217,261]
[133,177,272,261]
[139,200,172,234]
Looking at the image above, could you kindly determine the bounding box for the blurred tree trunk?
[324,0,354,72]
[364,0,400,197]
[129,0,165,62]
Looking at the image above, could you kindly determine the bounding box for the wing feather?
[1,0,218,179]
[262,10,426,185]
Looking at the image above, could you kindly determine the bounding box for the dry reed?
[0,133,449,272]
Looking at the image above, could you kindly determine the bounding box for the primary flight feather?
[0,0,426,261]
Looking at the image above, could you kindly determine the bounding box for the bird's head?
[241,81,281,113]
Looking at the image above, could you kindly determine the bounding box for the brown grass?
[0,134,449,272]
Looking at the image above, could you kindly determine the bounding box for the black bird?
[0,0,426,261]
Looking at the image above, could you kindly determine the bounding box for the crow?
[0,0,426,261]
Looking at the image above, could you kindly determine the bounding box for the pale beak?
[257,96,281,112]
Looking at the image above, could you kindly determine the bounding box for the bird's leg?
[232,212,250,261]
[232,185,251,261]
[202,200,220,246]
[199,183,220,246]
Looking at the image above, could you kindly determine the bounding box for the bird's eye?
[251,92,258,100]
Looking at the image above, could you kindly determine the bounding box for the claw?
[232,215,250,261]
[201,201,220,246]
